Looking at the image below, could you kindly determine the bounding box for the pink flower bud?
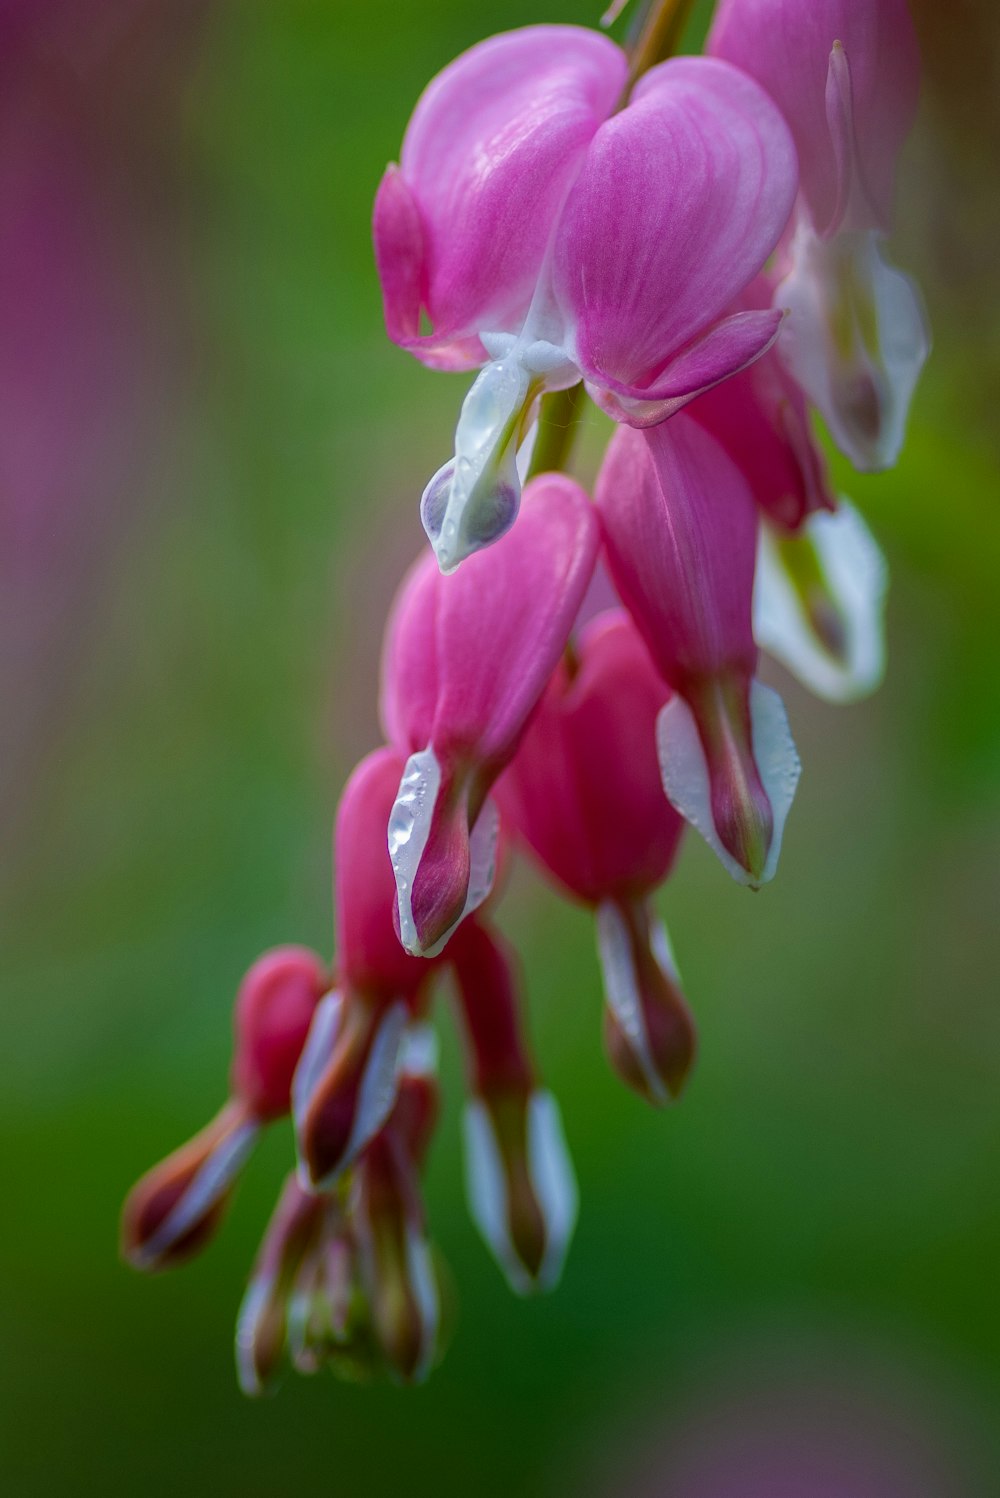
[123,946,329,1273]
[235,1174,328,1397]
[710,0,928,471]
[596,415,800,888]
[380,474,598,957]
[120,1099,259,1273]
[293,750,440,1189]
[351,1048,442,1384]
[230,946,331,1122]
[450,920,577,1295]
[499,611,695,1104]
[375,26,797,568]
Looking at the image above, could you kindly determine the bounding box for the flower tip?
[596,900,696,1106]
[462,1090,577,1296]
[292,992,407,1189]
[657,681,800,887]
[120,1103,260,1273]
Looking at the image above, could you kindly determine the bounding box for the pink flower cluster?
[123,0,925,1390]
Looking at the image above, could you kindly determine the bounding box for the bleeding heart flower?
[380,473,598,958]
[449,918,577,1294]
[596,413,801,888]
[375,26,797,569]
[710,0,929,471]
[121,947,330,1272]
[500,609,695,1104]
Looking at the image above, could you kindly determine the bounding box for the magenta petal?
[372,165,483,371]
[387,26,625,359]
[381,475,599,955]
[595,416,759,688]
[587,309,784,428]
[709,0,920,236]
[499,610,683,905]
[553,56,796,401]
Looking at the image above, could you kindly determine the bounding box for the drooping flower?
[709,0,929,471]
[121,947,330,1271]
[293,748,440,1190]
[380,473,598,958]
[449,918,577,1294]
[375,25,798,569]
[500,609,695,1103]
[596,414,801,887]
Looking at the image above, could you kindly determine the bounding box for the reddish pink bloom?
[375,26,797,569]
[293,747,439,1190]
[449,920,577,1293]
[500,610,695,1103]
[380,474,598,958]
[596,416,800,887]
[122,947,330,1272]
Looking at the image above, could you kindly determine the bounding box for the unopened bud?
[235,1175,326,1397]
[596,898,696,1105]
[293,989,408,1190]
[121,1100,259,1272]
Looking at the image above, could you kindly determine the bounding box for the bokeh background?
[2,2,999,1494]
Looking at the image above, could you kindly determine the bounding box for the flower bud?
[596,415,800,887]
[121,1099,259,1272]
[380,474,598,956]
[235,1174,327,1397]
[597,898,696,1105]
[450,920,577,1295]
[230,946,331,1122]
[352,1129,439,1384]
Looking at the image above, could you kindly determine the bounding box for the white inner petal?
[754,501,888,703]
[776,217,930,472]
[135,1115,260,1269]
[595,900,669,1105]
[656,682,801,887]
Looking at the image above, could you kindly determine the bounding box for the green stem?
[622,0,698,98]
[527,383,585,481]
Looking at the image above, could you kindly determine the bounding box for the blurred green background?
[2,2,999,1494]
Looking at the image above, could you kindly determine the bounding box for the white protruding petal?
[462,1090,577,1297]
[656,682,801,886]
[754,502,888,703]
[387,746,440,958]
[291,990,342,1148]
[596,901,674,1105]
[398,1021,438,1080]
[134,1118,261,1270]
[401,1226,440,1385]
[388,745,499,958]
[234,1278,271,1397]
[342,1001,408,1174]
[776,220,930,472]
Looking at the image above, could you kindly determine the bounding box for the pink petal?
[553,56,797,404]
[595,416,759,688]
[230,947,331,1123]
[499,609,683,905]
[709,0,920,236]
[586,308,784,427]
[378,26,625,366]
